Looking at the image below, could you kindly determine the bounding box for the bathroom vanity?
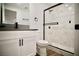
[0,3,39,56]
[0,29,38,56]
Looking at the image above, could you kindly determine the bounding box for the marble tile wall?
[45,3,75,52]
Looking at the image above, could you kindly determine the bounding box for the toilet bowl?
[36,40,48,56]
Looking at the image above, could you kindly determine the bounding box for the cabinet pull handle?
[22,39,23,46]
[19,39,21,46]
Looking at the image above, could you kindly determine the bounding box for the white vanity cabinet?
[18,31,37,56]
[0,38,20,56]
[21,36,36,56]
[0,31,38,56]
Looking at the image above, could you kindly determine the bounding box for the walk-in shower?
[43,3,75,55]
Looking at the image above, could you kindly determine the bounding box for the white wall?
[4,4,30,25]
[29,3,43,40]
[29,3,56,40]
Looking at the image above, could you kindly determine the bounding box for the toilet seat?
[36,40,48,47]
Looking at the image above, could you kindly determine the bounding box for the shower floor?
[36,48,63,56]
[47,49,63,56]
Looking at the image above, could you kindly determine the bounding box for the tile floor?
[47,49,63,56]
[36,48,63,56]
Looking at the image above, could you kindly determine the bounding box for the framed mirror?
[0,3,30,30]
[4,3,30,25]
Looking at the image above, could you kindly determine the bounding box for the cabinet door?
[0,38,20,56]
[21,36,36,56]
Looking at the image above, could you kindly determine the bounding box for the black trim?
[19,39,21,46]
[43,3,74,54]
[22,39,23,46]
[49,45,74,54]
[43,3,63,40]
[75,24,79,30]
[43,11,45,40]
[0,3,5,27]
[44,3,63,11]
[1,3,3,24]
[45,22,59,25]
[35,53,40,56]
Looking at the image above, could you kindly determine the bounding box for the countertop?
[0,24,38,31]
[0,29,38,31]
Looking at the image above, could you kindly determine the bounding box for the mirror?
[5,8,16,24]
[4,3,30,25]
[0,3,1,23]
[0,3,30,30]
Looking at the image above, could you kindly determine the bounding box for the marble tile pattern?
[45,3,75,52]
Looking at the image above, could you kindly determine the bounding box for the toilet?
[36,40,48,56]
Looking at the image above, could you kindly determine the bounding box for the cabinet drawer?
[0,31,19,40]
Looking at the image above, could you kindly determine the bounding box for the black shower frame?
[43,3,63,40]
[43,3,74,54]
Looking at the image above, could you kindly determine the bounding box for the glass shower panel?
[45,3,75,53]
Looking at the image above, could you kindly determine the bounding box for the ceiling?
[4,3,29,9]
[4,3,58,10]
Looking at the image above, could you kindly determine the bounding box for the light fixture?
[65,4,69,7]
[68,7,72,10]
[64,4,72,11]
